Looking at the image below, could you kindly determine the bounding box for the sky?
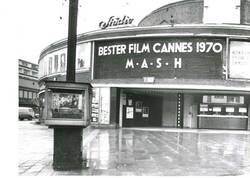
[9,0,178,64]
[5,0,239,64]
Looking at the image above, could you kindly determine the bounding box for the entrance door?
[122,93,162,127]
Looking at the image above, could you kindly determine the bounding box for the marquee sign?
[93,37,225,79]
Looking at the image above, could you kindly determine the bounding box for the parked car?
[34,113,40,118]
[19,107,35,121]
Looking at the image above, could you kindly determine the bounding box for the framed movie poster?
[135,101,142,112]
[142,107,149,118]
[128,99,133,106]
[126,107,134,119]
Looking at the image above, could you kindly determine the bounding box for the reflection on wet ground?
[81,128,250,176]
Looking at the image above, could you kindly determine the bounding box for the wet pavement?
[19,121,250,176]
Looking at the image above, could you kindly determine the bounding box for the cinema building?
[38,0,250,130]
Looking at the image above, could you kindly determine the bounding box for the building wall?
[162,94,177,127]
[138,0,203,26]
[19,78,39,89]
[19,59,39,108]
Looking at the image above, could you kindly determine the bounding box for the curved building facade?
[38,0,250,130]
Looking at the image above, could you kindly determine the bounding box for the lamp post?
[66,0,78,82]
[52,0,84,170]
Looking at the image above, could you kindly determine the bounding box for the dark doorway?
[122,93,162,127]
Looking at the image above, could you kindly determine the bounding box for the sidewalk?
[18,121,98,176]
[19,121,250,176]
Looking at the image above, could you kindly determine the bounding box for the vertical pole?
[53,0,83,170]
[66,0,78,82]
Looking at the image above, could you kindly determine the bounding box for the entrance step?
[90,124,118,129]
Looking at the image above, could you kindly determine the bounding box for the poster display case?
[44,81,92,127]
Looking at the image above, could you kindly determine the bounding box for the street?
[19,121,250,176]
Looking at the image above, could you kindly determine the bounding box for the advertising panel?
[229,41,250,80]
[94,37,225,79]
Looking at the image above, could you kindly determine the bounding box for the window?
[227,96,243,104]
[211,95,227,103]
[23,69,30,75]
[51,92,84,119]
[60,53,66,72]
[77,58,85,69]
[54,55,58,72]
[24,91,28,98]
[239,107,247,113]
[49,57,53,74]
[19,90,23,98]
[226,107,234,113]
[207,96,211,103]
[28,92,32,99]
[214,95,224,99]
[213,107,221,112]
[22,61,28,67]
[32,64,38,70]
[32,71,38,77]
[32,92,37,99]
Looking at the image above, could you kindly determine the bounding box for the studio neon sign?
[99,15,134,29]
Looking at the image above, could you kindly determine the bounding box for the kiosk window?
[226,107,234,113]
[213,107,221,112]
[239,107,247,113]
[227,96,243,104]
[200,104,208,112]
[51,92,84,119]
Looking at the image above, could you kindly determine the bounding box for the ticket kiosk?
[197,95,248,130]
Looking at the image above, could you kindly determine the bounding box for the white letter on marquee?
[125,59,134,69]
[141,59,148,68]
[98,47,103,56]
[174,58,182,68]
[156,58,162,68]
